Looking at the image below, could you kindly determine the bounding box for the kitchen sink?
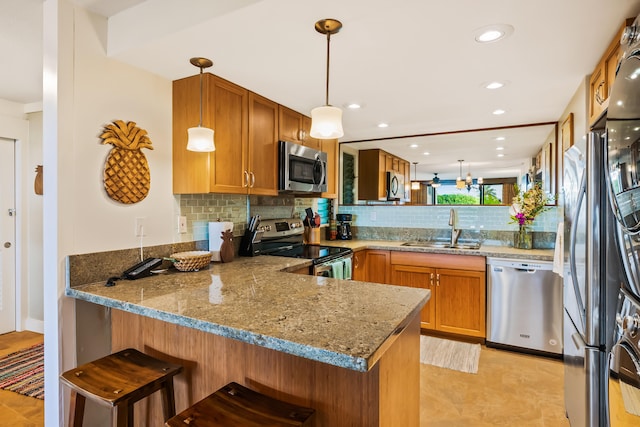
[401,240,481,250]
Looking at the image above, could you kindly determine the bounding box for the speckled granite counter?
[319,239,555,261]
[66,255,429,372]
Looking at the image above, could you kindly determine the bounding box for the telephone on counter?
[105,257,163,286]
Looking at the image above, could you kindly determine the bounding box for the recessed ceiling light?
[634,127,640,131]
[410,144,418,148]
[492,109,506,115]
[495,136,505,141]
[497,153,505,157]
[423,152,430,156]
[346,103,361,109]
[496,147,504,151]
[474,24,514,43]
[485,81,504,89]
[378,122,389,128]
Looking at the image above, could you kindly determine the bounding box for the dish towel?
[331,260,344,279]
[343,257,352,280]
[552,221,564,276]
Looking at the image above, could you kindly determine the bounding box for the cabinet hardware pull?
[429,272,434,287]
[250,172,256,188]
[436,273,440,286]
[595,81,605,105]
[243,170,249,187]
[354,255,359,269]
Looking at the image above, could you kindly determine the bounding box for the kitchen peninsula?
[66,254,429,426]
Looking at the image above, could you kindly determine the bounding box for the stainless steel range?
[260,218,353,278]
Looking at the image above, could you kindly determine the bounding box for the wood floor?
[0,332,568,426]
[0,331,44,427]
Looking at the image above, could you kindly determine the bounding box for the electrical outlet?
[135,217,146,237]
[178,216,187,234]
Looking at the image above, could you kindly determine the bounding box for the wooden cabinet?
[358,149,410,201]
[352,251,367,281]
[589,18,634,125]
[278,105,321,149]
[364,250,391,284]
[321,138,338,198]
[389,252,486,337]
[172,74,278,195]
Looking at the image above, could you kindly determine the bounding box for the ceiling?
[3,0,640,180]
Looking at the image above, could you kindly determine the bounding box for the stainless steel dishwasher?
[486,257,563,356]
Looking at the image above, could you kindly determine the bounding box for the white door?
[0,138,16,334]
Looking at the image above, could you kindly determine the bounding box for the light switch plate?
[178,216,187,234]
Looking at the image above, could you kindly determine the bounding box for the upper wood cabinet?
[278,105,321,149]
[172,74,278,195]
[358,149,410,201]
[589,18,634,125]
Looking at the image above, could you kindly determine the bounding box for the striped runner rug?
[0,342,44,399]
[420,335,481,374]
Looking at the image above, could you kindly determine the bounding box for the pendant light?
[411,162,420,190]
[431,173,441,188]
[456,160,465,189]
[310,19,344,139]
[187,57,215,152]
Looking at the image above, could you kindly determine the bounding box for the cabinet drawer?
[390,251,485,272]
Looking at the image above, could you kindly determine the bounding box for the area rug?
[419,335,481,374]
[0,343,44,399]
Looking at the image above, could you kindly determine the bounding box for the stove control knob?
[622,314,640,337]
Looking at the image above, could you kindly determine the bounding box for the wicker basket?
[169,251,212,272]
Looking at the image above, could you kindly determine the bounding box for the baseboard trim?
[22,318,44,334]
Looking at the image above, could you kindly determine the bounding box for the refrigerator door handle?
[570,169,587,330]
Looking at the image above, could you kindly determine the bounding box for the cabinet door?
[248,92,278,196]
[589,62,607,124]
[435,268,486,338]
[172,73,214,194]
[278,105,303,144]
[301,115,322,150]
[352,251,366,281]
[365,250,390,284]
[321,138,338,198]
[390,264,436,330]
[210,76,249,194]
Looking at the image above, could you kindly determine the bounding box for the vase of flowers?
[509,182,551,249]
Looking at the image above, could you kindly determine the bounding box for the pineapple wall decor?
[100,120,153,204]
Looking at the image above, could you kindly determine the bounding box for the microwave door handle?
[313,157,325,187]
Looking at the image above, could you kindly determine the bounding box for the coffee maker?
[336,214,353,240]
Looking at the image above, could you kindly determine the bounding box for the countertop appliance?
[278,141,327,193]
[486,258,562,356]
[386,171,404,201]
[336,213,352,240]
[603,14,640,425]
[259,218,353,278]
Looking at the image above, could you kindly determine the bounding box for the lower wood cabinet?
[352,251,367,281]
[389,251,486,338]
[364,250,391,284]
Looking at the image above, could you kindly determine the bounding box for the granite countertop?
[66,255,429,373]
[321,239,556,261]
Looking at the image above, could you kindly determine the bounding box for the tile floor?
[1,332,569,426]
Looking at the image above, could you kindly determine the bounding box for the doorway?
[0,137,16,334]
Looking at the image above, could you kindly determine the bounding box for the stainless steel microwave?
[278,141,327,193]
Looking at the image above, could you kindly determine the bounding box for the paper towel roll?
[209,222,234,261]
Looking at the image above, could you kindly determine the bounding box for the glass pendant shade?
[187,126,215,152]
[310,105,344,139]
[411,181,420,190]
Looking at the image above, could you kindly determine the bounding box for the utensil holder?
[304,227,321,245]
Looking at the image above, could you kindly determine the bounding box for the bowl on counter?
[167,251,212,271]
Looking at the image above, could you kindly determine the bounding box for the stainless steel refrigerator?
[563,132,623,427]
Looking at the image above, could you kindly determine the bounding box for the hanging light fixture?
[462,162,483,191]
[310,19,344,139]
[456,160,465,189]
[186,57,215,152]
[431,173,441,188]
[411,162,420,190]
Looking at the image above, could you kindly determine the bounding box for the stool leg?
[160,379,177,420]
[68,391,85,427]
[113,402,133,427]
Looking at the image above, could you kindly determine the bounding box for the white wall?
[43,1,177,424]
[27,112,43,328]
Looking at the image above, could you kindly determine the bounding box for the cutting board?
[208,222,234,261]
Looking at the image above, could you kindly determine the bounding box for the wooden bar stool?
[165,382,314,426]
[60,348,183,427]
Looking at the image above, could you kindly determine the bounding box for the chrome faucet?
[449,208,461,246]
